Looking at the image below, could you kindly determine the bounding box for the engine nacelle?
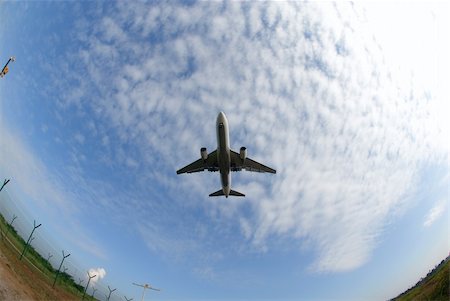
[240,147,247,161]
[201,147,208,161]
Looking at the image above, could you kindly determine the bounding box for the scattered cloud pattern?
[51,1,446,273]
[1,1,447,282]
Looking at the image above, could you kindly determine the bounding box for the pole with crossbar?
[82,272,96,300]
[106,285,117,301]
[4,215,17,240]
[132,283,160,301]
[20,220,41,260]
[0,179,10,192]
[53,250,70,287]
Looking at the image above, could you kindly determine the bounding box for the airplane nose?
[217,112,227,123]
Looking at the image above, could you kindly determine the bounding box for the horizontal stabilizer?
[209,189,224,197]
[229,189,245,197]
[209,189,245,197]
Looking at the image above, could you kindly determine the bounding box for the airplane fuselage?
[176,111,275,197]
[216,112,231,197]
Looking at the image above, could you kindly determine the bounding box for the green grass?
[392,256,449,301]
[0,212,96,300]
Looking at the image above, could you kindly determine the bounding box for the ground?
[0,237,80,300]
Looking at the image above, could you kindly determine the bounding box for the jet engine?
[201,147,208,161]
[240,147,247,161]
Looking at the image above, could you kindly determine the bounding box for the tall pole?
[124,296,133,301]
[107,285,117,301]
[1,56,15,78]
[52,250,70,287]
[132,283,160,301]
[82,272,96,300]
[47,253,53,262]
[92,287,97,299]
[0,179,11,240]
[0,179,10,191]
[20,220,41,260]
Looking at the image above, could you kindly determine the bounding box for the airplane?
[1,56,15,78]
[177,112,276,197]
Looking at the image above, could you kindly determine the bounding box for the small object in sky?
[1,56,15,78]
[177,112,276,197]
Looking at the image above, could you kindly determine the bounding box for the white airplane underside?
[177,112,276,197]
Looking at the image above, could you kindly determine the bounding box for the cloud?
[88,267,106,285]
[193,266,216,281]
[423,200,447,227]
[0,120,74,213]
[35,1,448,274]
[74,132,85,144]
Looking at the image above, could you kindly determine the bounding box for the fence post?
[20,220,41,260]
[52,250,70,288]
[82,272,97,300]
[0,179,10,192]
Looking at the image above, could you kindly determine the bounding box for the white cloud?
[88,267,106,285]
[74,132,85,144]
[42,1,448,274]
[423,200,447,228]
[0,120,73,212]
[193,266,216,281]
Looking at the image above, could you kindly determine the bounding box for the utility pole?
[132,283,161,301]
[82,272,96,300]
[47,253,53,262]
[106,285,117,301]
[124,296,134,301]
[20,220,41,260]
[52,250,70,287]
[0,179,10,192]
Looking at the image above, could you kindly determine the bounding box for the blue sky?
[0,1,448,301]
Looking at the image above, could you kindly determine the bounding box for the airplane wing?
[177,150,218,174]
[230,150,276,173]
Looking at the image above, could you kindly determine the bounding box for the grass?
[0,212,96,300]
[392,256,449,301]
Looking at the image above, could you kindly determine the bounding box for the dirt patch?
[0,238,81,300]
[0,244,35,300]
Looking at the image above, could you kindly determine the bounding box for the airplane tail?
[209,190,224,197]
[230,189,245,197]
[209,189,245,197]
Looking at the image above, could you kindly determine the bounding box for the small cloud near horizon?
[423,200,447,227]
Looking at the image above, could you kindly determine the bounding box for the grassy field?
[392,256,449,301]
[0,212,96,300]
